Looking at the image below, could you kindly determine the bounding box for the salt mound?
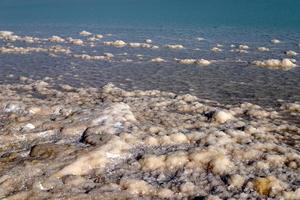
[213,110,234,123]
[196,59,212,66]
[165,44,184,49]
[68,38,84,45]
[271,39,281,44]
[79,30,92,36]
[0,31,14,37]
[151,57,166,63]
[257,47,270,52]
[48,36,65,43]
[104,40,127,47]
[211,47,222,52]
[239,44,250,50]
[178,59,196,65]
[253,58,297,70]
[285,50,298,57]
[95,34,103,39]
[128,42,152,48]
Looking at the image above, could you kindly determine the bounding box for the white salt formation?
[196,59,212,66]
[95,34,103,39]
[104,40,127,47]
[285,50,298,57]
[271,39,281,44]
[257,47,270,52]
[211,47,222,52]
[48,36,65,43]
[151,57,166,63]
[79,30,92,36]
[128,42,152,48]
[253,58,297,70]
[0,80,298,199]
[178,59,197,65]
[165,44,184,49]
[68,38,84,45]
[178,59,212,66]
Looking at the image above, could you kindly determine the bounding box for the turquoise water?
[0,0,300,30]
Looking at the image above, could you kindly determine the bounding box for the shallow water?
[0,25,299,107]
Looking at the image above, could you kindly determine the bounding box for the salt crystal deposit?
[253,58,297,70]
[0,80,298,199]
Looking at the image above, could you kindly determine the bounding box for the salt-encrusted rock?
[3,102,25,113]
[285,50,298,57]
[213,110,234,123]
[53,136,133,177]
[61,123,88,137]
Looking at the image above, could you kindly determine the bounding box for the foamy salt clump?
[73,53,113,61]
[79,30,92,36]
[0,81,299,199]
[177,58,211,66]
[68,38,84,45]
[0,31,14,38]
[211,47,222,52]
[151,57,166,63]
[165,44,184,49]
[128,42,152,48]
[271,39,281,44]
[213,110,234,123]
[253,58,297,70]
[196,59,212,66]
[257,47,270,52]
[145,39,152,43]
[178,59,197,65]
[104,40,127,47]
[285,50,298,57]
[48,36,65,43]
[95,34,103,39]
[239,44,250,50]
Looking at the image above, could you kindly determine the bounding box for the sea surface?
[0,0,300,107]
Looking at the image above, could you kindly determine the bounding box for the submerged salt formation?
[165,44,184,49]
[104,40,127,47]
[257,47,270,52]
[253,58,297,70]
[0,79,299,199]
[151,57,166,63]
[177,58,212,66]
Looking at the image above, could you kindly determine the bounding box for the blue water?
[0,0,300,30]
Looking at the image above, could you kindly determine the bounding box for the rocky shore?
[0,78,299,199]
